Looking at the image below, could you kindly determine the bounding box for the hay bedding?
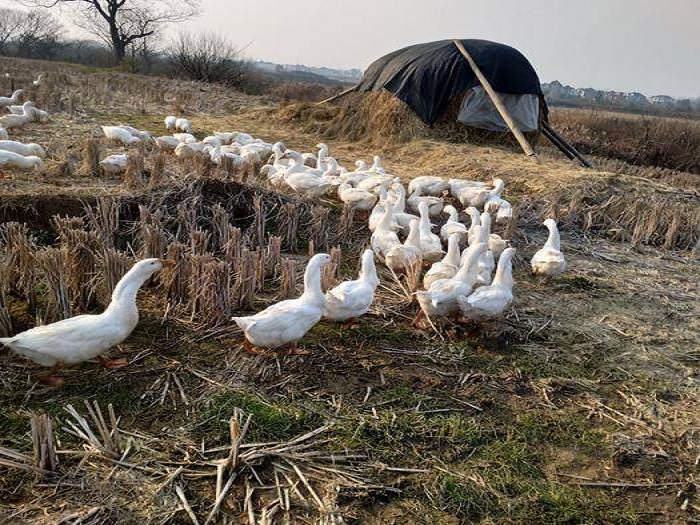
[276,91,539,147]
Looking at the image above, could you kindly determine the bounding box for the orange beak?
[159,259,176,268]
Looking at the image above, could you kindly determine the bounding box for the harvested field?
[0,57,699,525]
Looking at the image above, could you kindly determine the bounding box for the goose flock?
[0,104,568,384]
[0,79,49,173]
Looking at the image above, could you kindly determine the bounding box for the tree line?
[0,3,250,89]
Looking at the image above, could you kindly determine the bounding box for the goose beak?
[159,259,176,268]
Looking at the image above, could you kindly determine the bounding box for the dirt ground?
[1,57,699,524]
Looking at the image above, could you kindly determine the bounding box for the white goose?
[388,183,419,233]
[0,89,23,108]
[458,247,516,321]
[385,218,422,273]
[232,253,331,351]
[118,125,151,141]
[449,178,487,198]
[155,136,180,150]
[0,150,43,170]
[440,205,467,243]
[370,155,386,174]
[484,178,507,213]
[324,249,379,323]
[0,140,45,158]
[423,233,462,289]
[0,112,31,130]
[531,219,566,278]
[408,176,448,196]
[0,259,172,385]
[474,213,496,285]
[371,201,401,259]
[407,185,444,217]
[417,201,444,263]
[457,183,490,208]
[337,183,378,211]
[175,118,193,133]
[164,116,177,129]
[100,154,128,174]
[416,242,487,319]
[102,126,140,145]
[33,74,43,87]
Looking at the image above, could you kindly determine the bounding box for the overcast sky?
[181,0,698,98]
[55,0,700,98]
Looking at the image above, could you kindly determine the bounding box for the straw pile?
[276,91,541,146]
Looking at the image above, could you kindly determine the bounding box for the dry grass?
[0,55,699,524]
[549,107,700,174]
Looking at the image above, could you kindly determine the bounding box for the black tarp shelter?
[353,38,546,126]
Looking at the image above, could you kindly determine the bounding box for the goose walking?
[232,253,331,352]
[440,205,467,243]
[531,219,566,278]
[385,218,423,273]
[458,247,516,321]
[417,201,444,263]
[416,242,487,320]
[0,140,45,158]
[324,249,379,324]
[424,233,462,289]
[0,259,172,385]
[0,89,23,108]
[0,150,43,170]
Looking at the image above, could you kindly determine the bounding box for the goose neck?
[545,222,561,250]
[492,251,514,289]
[301,258,324,303]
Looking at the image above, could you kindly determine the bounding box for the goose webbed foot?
[285,342,310,356]
[99,356,129,369]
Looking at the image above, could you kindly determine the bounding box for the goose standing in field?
[388,183,419,233]
[232,253,331,353]
[474,213,496,285]
[423,233,462,289]
[479,187,512,224]
[9,102,48,123]
[155,136,180,151]
[449,178,487,198]
[0,112,31,130]
[0,140,45,158]
[440,205,467,243]
[100,154,128,174]
[371,201,401,259]
[417,201,444,263]
[0,89,23,108]
[102,126,141,145]
[457,182,490,208]
[118,125,151,141]
[175,118,193,133]
[531,219,566,278]
[458,247,516,322]
[324,249,379,324]
[337,182,378,212]
[316,143,329,169]
[0,150,43,170]
[370,155,386,174]
[164,115,177,130]
[407,185,444,216]
[408,176,448,196]
[0,258,172,385]
[172,132,197,144]
[32,74,43,87]
[385,218,422,273]
[416,242,487,320]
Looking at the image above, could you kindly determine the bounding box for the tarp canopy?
[353,39,546,125]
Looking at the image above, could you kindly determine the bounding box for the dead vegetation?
[0,55,699,524]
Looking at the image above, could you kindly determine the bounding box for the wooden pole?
[542,121,594,169]
[452,39,537,158]
[316,86,356,106]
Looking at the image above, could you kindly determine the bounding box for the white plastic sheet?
[457,87,539,132]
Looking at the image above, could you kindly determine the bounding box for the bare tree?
[15,9,62,58]
[0,8,26,55]
[21,0,200,64]
[168,32,249,87]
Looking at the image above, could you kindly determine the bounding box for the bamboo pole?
[315,86,356,106]
[452,39,537,158]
